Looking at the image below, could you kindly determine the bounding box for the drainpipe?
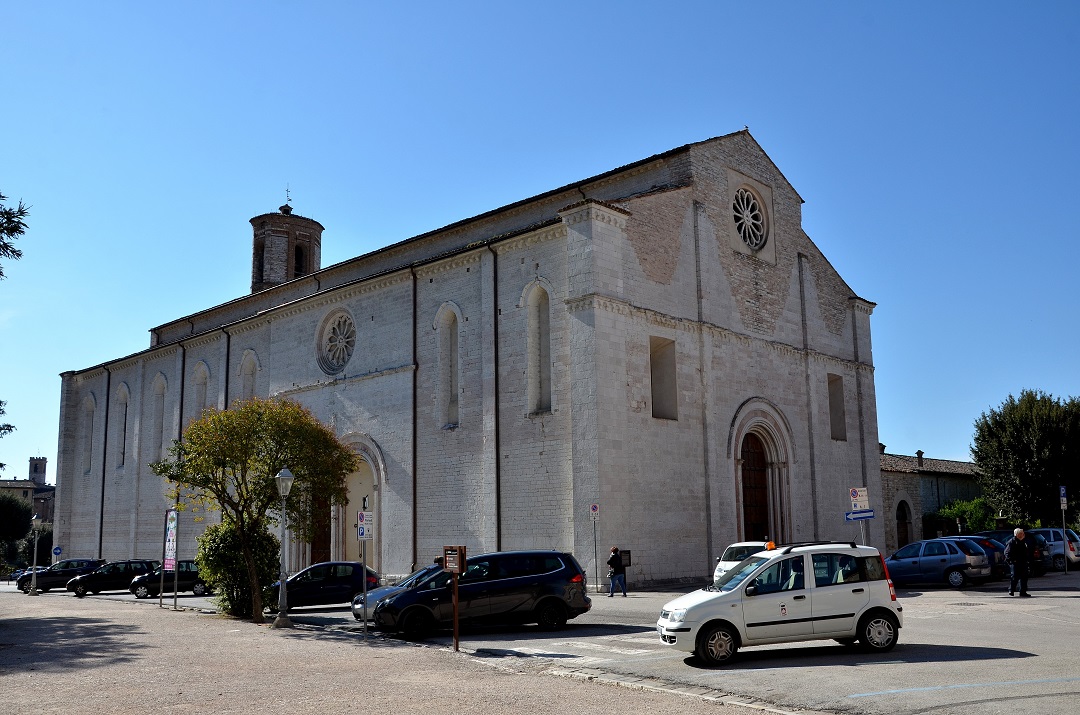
[410,266,418,570]
[98,368,111,559]
[487,245,502,550]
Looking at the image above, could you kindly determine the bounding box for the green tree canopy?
[0,191,29,280]
[0,492,33,542]
[151,397,360,622]
[971,389,1080,525]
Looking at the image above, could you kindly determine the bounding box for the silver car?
[352,564,441,621]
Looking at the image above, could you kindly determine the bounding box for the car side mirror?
[745,585,757,597]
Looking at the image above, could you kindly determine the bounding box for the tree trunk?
[240,535,265,624]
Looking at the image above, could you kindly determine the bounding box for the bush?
[196,521,279,618]
[934,497,996,534]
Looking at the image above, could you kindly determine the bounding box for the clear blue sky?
[2,2,1078,483]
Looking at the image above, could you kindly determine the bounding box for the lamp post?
[28,515,42,596]
[271,468,295,628]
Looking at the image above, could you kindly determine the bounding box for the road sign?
[850,487,869,510]
[845,509,875,522]
[357,511,374,541]
[589,503,599,522]
[1062,486,1069,511]
[52,546,62,556]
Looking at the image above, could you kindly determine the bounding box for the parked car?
[1027,528,1080,570]
[657,541,903,665]
[975,529,1052,576]
[66,559,159,597]
[713,541,769,582]
[17,558,103,593]
[372,550,591,638]
[885,538,991,588]
[9,566,46,583]
[938,536,1008,579]
[269,561,379,609]
[353,563,442,621]
[129,560,208,598]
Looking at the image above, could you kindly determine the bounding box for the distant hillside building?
[880,445,980,553]
[0,457,55,525]
[54,131,883,584]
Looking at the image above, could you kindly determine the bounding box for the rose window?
[317,312,356,374]
[733,187,768,251]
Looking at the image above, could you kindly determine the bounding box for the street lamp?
[28,515,42,596]
[271,468,295,628]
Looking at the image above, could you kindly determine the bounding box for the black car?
[976,530,1052,576]
[66,559,159,597]
[17,558,103,593]
[372,550,592,639]
[269,561,379,609]
[129,560,208,598]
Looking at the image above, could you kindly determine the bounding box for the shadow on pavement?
[0,616,145,674]
[680,641,1034,670]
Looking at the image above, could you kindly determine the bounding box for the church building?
[54,130,884,585]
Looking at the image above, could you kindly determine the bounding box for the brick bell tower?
[250,201,324,293]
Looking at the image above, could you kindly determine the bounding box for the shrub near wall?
[196,521,279,618]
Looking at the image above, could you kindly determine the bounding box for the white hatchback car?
[713,541,769,582]
[658,541,903,665]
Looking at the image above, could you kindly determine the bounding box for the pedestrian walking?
[607,546,627,597]
[1005,527,1032,597]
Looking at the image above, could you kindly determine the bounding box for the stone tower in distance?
[250,203,324,293]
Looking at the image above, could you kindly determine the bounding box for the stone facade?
[54,130,884,585]
[879,447,981,554]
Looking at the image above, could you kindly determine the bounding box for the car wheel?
[192,582,207,596]
[946,569,967,588]
[696,623,739,666]
[74,584,89,598]
[133,584,151,599]
[858,612,899,652]
[400,609,434,640]
[18,582,30,594]
[535,601,568,631]
[1053,554,1066,571]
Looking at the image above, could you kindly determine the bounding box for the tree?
[971,389,1080,525]
[1,192,28,472]
[0,400,14,471]
[151,397,361,623]
[196,521,279,619]
[0,191,29,280]
[0,492,33,558]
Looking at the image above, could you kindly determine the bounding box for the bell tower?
[249,203,324,293]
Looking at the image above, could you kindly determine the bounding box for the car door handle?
[851,588,864,593]
[793,595,806,600]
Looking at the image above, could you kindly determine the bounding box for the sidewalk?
[0,588,757,715]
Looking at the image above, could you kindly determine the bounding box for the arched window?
[114,387,129,468]
[294,244,307,278]
[526,284,551,414]
[241,353,258,401]
[151,375,167,462]
[435,305,461,428]
[81,396,96,475]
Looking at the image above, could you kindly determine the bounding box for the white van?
[658,541,903,665]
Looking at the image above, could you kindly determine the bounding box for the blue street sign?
[845,509,875,522]
[52,546,62,556]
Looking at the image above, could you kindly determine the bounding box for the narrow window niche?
[828,373,847,441]
[650,336,678,420]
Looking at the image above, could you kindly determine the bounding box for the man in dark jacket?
[607,546,627,597]
[1005,528,1032,597]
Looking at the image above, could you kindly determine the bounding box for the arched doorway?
[741,433,771,541]
[895,500,912,549]
[342,459,378,571]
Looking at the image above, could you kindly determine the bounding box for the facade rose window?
[733,187,768,251]
[318,312,356,374]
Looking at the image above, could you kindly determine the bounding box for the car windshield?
[396,565,439,588]
[721,544,764,562]
[707,556,768,591]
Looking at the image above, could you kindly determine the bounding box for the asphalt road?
[4,570,1079,715]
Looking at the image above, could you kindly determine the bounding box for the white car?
[658,541,903,665]
[1027,528,1080,570]
[713,541,769,581]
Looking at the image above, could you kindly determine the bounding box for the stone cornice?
[414,251,483,278]
[565,293,874,372]
[273,363,416,397]
[182,332,227,350]
[492,224,568,254]
[850,297,876,315]
[274,271,413,321]
[558,201,630,230]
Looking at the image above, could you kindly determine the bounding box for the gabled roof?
[880,452,977,477]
